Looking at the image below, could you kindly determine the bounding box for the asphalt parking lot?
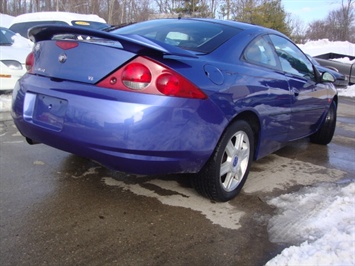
[0,96,354,265]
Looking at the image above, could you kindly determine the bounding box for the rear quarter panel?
[156,50,293,160]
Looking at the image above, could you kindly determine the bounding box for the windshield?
[112,19,242,54]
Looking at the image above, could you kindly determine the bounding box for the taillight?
[122,63,151,90]
[97,56,207,99]
[156,73,179,95]
[156,73,206,99]
[25,52,34,72]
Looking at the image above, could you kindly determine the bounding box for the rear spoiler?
[28,25,198,58]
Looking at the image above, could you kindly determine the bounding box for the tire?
[193,120,255,202]
[310,101,337,145]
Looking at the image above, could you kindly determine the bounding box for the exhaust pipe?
[26,137,41,145]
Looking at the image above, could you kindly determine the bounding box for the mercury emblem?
[58,53,67,63]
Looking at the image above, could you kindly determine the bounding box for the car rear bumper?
[12,75,227,175]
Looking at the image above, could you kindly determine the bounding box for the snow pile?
[298,39,355,57]
[11,11,106,24]
[331,57,355,64]
[266,182,355,266]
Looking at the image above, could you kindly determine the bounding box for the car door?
[240,36,292,157]
[268,34,328,140]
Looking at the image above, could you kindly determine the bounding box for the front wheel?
[193,120,255,202]
[310,101,337,145]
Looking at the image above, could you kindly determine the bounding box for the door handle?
[293,88,300,96]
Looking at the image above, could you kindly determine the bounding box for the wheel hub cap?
[220,130,250,192]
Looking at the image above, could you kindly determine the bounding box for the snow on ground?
[0,37,354,265]
[338,85,355,98]
[261,39,355,264]
[0,93,12,112]
[266,181,355,266]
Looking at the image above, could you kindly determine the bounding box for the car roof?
[112,18,287,54]
[149,18,286,40]
[190,18,283,35]
[9,11,107,26]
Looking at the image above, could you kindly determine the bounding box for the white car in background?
[9,12,109,38]
[0,27,32,92]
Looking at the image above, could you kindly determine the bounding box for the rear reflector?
[56,41,79,50]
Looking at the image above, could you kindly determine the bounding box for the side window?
[243,36,278,68]
[269,35,315,80]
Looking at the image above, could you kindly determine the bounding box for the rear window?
[112,19,242,54]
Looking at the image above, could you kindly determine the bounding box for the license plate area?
[33,94,67,131]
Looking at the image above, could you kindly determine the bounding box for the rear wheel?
[193,120,254,202]
[310,101,337,145]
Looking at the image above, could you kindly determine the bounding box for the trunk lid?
[29,25,197,84]
[31,40,135,84]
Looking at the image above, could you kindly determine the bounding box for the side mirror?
[321,72,335,83]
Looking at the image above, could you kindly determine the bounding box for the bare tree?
[287,14,307,43]
[107,0,115,24]
[338,0,355,41]
[8,0,353,41]
[306,0,354,42]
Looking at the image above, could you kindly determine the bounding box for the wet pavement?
[1,96,354,265]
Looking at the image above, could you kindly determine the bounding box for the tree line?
[1,0,354,43]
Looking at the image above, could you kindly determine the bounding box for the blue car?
[12,18,337,201]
